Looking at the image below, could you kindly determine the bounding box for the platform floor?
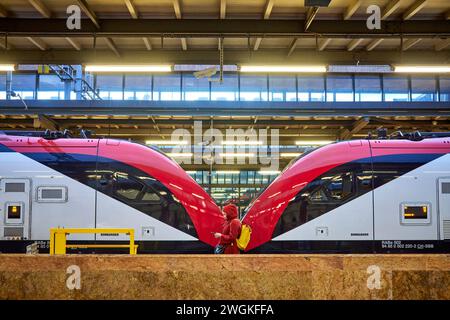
[0,254,448,299]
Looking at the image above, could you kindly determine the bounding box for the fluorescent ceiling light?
[259,170,281,175]
[146,140,188,145]
[280,152,303,157]
[328,65,392,73]
[240,65,326,73]
[0,64,15,72]
[166,152,193,157]
[85,65,172,73]
[295,140,333,146]
[174,64,238,72]
[216,170,241,174]
[394,66,450,73]
[219,153,255,157]
[221,140,263,146]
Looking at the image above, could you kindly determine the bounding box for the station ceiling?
[0,0,449,166]
[0,0,448,65]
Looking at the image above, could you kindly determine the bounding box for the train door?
[0,178,31,240]
[438,178,450,240]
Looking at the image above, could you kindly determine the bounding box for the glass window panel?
[298,76,325,101]
[383,75,409,101]
[218,172,225,184]
[211,171,218,184]
[355,75,382,101]
[240,75,268,101]
[96,74,123,100]
[240,171,247,184]
[0,74,6,99]
[211,73,238,101]
[12,73,36,99]
[247,171,255,184]
[38,74,65,100]
[255,172,263,184]
[124,75,151,100]
[203,171,210,185]
[113,173,143,200]
[153,74,181,101]
[269,76,297,102]
[440,77,450,102]
[224,173,232,184]
[326,75,353,102]
[182,74,210,101]
[411,76,436,101]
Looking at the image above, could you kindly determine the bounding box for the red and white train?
[1,130,449,253]
[0,131,224,253]
[242,132,450,253]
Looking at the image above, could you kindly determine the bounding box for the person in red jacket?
[213,204,241,254]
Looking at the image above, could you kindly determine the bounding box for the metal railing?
[49,228,137,255]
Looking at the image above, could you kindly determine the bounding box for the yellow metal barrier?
[49,228,137,255]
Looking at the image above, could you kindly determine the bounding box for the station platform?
[0,254,448,300]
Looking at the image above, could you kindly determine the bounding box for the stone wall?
[0,254,448,299]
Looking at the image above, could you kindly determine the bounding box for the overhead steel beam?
[220,0,226,19]
[0,38,14,50]
[366,38,384,51]
[173,0,182,19]
[382,0,401,20]
[435,38,450,51]
[26,37,48,51]
[104,37,121,57]
[3,117,448,129]
[263,0,275,19]
[287,38,300,57]
[347,38,363,51]
[402,38,422,51]
[173,0,188,50]
[0,19,449,38]
[254,0,275,51]
[253,37,262,51]
[33,114,60,130]
[181,38,188,51]
[65,37,81,51]
[124,0,138,19]
[318,38,331,51]
[305,6,320,31]
[0,100,448,118]
[403,0,428,20]
[123,0,150,50]
[339,117,369,140]
[44,128,342,137]
[0,4,9,17]
[343,0,361,20]
[143,37,152,50]
[56,119,359,127]
[28,0,51,18]
[77,0,100,29]
[1,49,449,66]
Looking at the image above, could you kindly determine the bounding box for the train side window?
[113,173,144,201]
[141,188,161,202]
[308,172,355,203]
